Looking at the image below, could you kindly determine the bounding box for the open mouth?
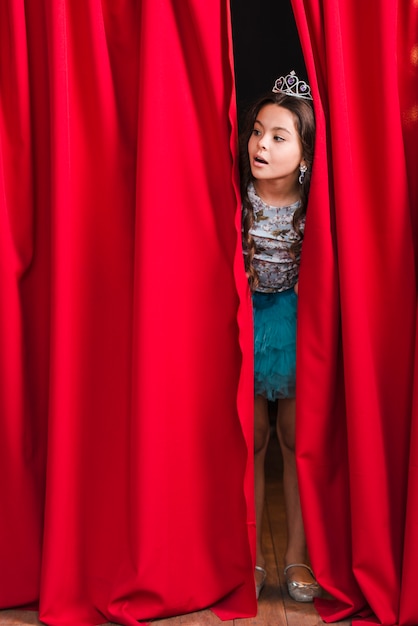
[254,156,268,164]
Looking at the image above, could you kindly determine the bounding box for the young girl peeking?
[240,71,318,602]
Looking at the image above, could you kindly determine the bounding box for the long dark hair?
[240,92,316,291]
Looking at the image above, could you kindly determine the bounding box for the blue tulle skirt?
[253,289,297,401]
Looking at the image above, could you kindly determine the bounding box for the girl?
[240,72,319,603]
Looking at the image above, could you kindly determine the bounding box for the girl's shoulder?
[247,183,264,215]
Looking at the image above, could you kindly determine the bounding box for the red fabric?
[0,1,255,624]
[292,0,418,624]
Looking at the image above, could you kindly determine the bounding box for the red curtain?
[0,1,256,625]
[292,0,418,624]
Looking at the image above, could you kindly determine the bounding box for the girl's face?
[248,103,305,185]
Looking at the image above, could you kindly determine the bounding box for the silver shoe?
[255,565,266,600]
[284,563,322,603]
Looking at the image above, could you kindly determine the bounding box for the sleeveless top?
[246,183,304,293]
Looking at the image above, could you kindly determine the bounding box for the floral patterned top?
[246,183,304,293]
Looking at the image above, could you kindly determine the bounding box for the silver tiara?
[272,70,312,100]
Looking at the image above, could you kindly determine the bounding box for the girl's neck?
[253,180,300,207]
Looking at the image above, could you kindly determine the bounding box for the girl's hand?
[294,281,299,295]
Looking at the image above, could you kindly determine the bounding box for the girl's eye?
[252,128,261,136]
[274,135,284,142]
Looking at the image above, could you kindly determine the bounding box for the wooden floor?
[0,433,351,626]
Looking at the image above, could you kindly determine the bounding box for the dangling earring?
[299,164,308,185]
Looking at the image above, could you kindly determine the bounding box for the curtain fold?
[0,1,255,625]
[292,1,418,624]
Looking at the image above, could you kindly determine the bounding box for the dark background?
[229,0,306,124]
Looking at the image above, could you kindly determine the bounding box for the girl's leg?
[276,398,314,585]
[254,394,270,589]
